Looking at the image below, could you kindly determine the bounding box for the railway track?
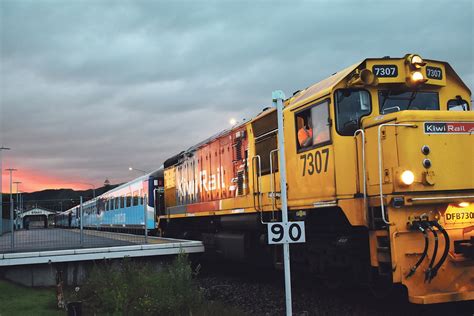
[195,259,473,316]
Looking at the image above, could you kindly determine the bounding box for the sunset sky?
[1,0,472,193]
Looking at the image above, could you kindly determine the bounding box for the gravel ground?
[196,261,473,316]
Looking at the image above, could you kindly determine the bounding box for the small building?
[18,208,57,229]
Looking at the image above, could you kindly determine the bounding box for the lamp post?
[6,168,17,247]
[128,167,149,175]
[0,146,11,234]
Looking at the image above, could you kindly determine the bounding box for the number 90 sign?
[267,222,306,244]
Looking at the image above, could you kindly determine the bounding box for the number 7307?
[300,148,329,176]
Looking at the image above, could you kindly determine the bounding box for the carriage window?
[133,191,140,206]
[115,197,120,209]
[335,89,371,136]
[295,100,331,151]
[448,98,469,111]
[126,194,132,208]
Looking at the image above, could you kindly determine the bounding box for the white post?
[14,182,21,230]
[0,146,11,235]
[6,168,17,248]
[273,90,292,316]
[144,195,148,244]
[80,196,84,246]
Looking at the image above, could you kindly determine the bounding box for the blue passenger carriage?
[57,169,163,233]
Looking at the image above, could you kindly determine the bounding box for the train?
[57,54,473,304]
[55,172,162,231]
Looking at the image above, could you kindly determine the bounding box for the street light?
[0,146,11,235]
[128,167,149,175]
[6,168,17,247]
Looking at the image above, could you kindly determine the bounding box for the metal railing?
[0,197,151,254]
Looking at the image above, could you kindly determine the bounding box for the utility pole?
[0,146,11,234]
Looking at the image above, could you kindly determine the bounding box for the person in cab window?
[297,115,313,148]
[313,116,330,144]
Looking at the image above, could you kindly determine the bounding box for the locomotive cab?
[284,54,473,303]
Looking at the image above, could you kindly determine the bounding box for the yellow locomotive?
[158,54,473,304]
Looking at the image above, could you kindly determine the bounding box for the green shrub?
[74,253,203,315]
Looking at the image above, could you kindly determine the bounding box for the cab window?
[378,90,439,114]
[335,89,371,136]
[295,100,331,152]
[448,97,469,111]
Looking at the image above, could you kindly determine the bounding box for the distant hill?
[1,184,122,217]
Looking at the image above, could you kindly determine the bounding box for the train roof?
[62,166,163,213]
[285,55,470,111]
[163,121,248,167]
[105,166,163,194]
[162,54,470,168]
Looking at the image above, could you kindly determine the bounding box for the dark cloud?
[0,0,472,189]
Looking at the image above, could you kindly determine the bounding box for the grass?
[0,255,243,315]
[0,279,64,316]
[69,254,244,315]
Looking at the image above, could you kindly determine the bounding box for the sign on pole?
[271,90,307,316]
[267,221,306,244]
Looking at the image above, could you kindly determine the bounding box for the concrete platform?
[0,228,204,266]
[0,228,204,287]
[0,239,204,267]
[1,228,153,253]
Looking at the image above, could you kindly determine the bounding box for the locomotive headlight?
[411,71,424,82]
[406,54,426,69]
[458,202,469,208]
[400,170,415,185]
[410,55,425,68]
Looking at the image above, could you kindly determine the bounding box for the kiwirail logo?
[424,122,474,134]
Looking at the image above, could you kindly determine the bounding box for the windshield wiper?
[380,91,391,112]
[406,91,418,110]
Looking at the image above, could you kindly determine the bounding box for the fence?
[0,196,151,254]
[1,219,12,235]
